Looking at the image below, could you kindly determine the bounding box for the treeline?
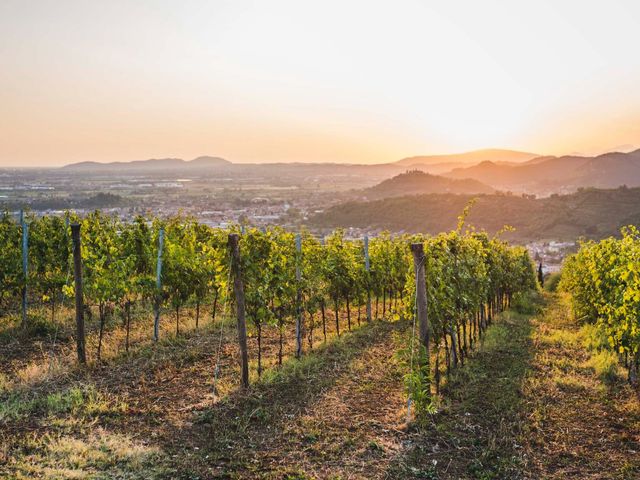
[0,210,537,414]
[0,193,126,212]
[560,226,640,384]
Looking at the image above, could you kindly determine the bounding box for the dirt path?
[165,319,410,479]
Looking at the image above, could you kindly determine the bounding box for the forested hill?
[311,186,640,242]
[363,170,493,199]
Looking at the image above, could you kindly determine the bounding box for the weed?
[367,440,385,452]
[587,350,621,383]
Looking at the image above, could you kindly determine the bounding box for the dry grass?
[7,428,170,479]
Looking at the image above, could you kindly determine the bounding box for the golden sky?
[2,0,640,167]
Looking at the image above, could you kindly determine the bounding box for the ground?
[1,294,639,479]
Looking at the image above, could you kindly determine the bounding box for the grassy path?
[521,295,640,479]
[389,293,640,479]
[389,307,534,479]
[3,294,640,479]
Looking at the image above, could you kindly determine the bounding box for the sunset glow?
[2,0,640,166]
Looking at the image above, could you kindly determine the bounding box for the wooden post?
[153,228,164,342]
[71,224,86,364]
[364,235,371,322]
[411,243,431,396]
[295,233,303,359]
[229,234,249,388]
[20,210,28,328]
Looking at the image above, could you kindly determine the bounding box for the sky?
[2,0,640,167]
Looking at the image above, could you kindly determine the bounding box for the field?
[2,292,639,479]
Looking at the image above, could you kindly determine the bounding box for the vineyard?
[4,210,639,478]
[560,226,640,385]
[0,210,536,404]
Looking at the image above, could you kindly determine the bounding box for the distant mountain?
[395,148,539,167]
[445,149,640,192]
[189,156,232,167]
[63,156,231,170]
[363,170,493,200]
[311,186,640,242]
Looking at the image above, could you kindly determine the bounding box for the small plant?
[587,350,621,383]
[403,345,437,421]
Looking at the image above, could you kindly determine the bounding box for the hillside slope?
[312,186,640,241]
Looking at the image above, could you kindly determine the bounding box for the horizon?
[2,1,640,167]
[5,145,640,170]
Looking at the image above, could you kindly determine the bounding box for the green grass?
[387,308,535,479]
[586,349,622,383]
[0,384,126,422]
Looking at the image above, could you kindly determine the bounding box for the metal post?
[71,224,86,364]
[364,235,371,322]
[295,233,303,358]
[20,210,28,328]
[153,228,164,342]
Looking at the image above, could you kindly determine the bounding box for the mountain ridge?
[63,156,231,170]
[395,148,540,166]
[444,148,640,191]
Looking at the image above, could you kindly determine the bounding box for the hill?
[363,170,494,199]
[311,186,640,242]
[63,156,231,170]
[395,148,539,167]
[445,149,640,193]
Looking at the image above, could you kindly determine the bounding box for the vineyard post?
[295,233,303,358]
[364,235,371,322]
[411,242,431,398]
[153,228,164,342]
[71,224,86,365]
[228,233,249,388]
[20,210,28,328]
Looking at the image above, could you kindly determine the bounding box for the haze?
[2,0,640,167]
